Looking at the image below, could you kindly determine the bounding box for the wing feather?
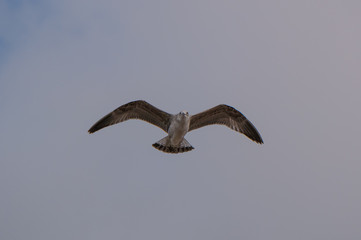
[88,100,171,133]
[189,105,263,144]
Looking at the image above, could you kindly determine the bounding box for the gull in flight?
[88,100,263,153]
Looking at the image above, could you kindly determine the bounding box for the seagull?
[88,100,263,153]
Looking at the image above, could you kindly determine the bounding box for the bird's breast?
[168,116,190,145]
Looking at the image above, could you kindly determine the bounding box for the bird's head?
[180,110,189,116]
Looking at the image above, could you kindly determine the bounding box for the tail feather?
[152,136,194,154]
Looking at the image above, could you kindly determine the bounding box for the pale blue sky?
[1,1,361,239]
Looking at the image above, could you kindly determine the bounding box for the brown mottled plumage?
[189,104,263,144]
[88,100,170,134]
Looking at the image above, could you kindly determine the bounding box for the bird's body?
[88,100,263,153]
[167,111,190,146]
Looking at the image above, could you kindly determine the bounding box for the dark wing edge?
[189,104,263,144]
[88,100,171,134]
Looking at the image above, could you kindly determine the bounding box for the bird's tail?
[152,136,194,154]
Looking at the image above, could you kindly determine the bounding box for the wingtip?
[256,134,264,144]
[88,128,95,134]
[254,135,264,144]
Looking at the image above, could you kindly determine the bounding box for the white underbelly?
[168,117,189,145]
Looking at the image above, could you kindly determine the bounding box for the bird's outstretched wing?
[189,104,263,144]
[88,100,172,133]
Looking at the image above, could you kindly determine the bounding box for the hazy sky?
[1,1,361,239]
